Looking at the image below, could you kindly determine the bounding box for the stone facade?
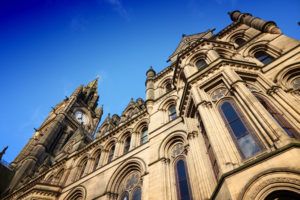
[1,10,300,200]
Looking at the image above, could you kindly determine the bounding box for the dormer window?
[234,38,246,47]
[254,51,274,65]
[195,59,207,69]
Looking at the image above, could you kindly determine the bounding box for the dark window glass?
[235,38,246,46]
[221,101,261,158]
[176,160,191,200]
[256,96,297,138]
[166,83,172,92]
[124,136,131,154]
[108,145,115,163]
[195,59,207,69]
[140,128,148,144]
[292,78,300,90]
[133,187,142,200]
[120,192,129,200]
[254,51,274,65]
[169,105,177,121]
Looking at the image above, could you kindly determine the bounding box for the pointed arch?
[106,157,147,195]
[64,186,86,200]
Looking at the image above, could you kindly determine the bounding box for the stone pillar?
[185,118,216,198]
[191,86,240,174]
[145,67,156,114]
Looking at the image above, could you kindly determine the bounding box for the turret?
[145,66,156,113]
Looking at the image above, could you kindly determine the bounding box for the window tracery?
[211,88,228,101]
[118,172,142,200]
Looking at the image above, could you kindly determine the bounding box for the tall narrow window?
[256,96,298,138]
[93,151,101,170]
[254,51,274,65]
[220,101,261,158]
[175,159,192,200]
[195,59,207,69]
[78,159,88,179]
[235,38,246,47]
[169,105,177,121]
[140,127,148,144]
[108,145,115,163]
[133,187,142,200]
[124,136,131,154]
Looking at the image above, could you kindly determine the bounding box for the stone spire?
[229,10,282,34]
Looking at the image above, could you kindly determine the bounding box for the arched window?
[254,51,274,65]
[120,191,129,200]
[195,59,207,69]
[175,159,192,200]
[168,105,177,121]
[108,145,115,163]
[78,158,88,179]
[220,101,261,158]
[132,187,142,200]
[93,151,101,170]
[56,169,64,184]
[165,82,172,93]
[124,136,131,154]
[256,95,298,138]
[234,37,246,47]
[140,127,148,145]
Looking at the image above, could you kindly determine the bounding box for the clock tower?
[7,79,103,191]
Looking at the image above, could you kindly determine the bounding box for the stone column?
[191,86,240,174]
[186,118,216,198]
[130,132,138,150]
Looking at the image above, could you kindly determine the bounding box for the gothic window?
[56,169,64,184]
[220,101,261,158]
[108,145,115,163]
[255,95,298,138]
[168,105,177,121]
[195,59,207,69]
[292,77,300,90]
[166,82,172,93]
[124,136,131,154]
[234,37,246,47]
[254,51,274,65]
[175,159,192,200]
[78,158,88,179]
[132,187,142,200]
[140,127,148,145]
[93,151,101,170]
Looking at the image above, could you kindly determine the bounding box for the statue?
[0,146,8,160]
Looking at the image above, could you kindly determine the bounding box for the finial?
[130,97,134,102]
[64,96,69,101]
[34,128,38,132]
[0,146,8,160]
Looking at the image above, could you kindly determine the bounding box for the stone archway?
[265,190,300,200]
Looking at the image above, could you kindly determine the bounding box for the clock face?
[74,111,89,125]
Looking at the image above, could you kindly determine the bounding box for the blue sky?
[0,0,299,162]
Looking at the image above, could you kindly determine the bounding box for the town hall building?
[1,10,300,200]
